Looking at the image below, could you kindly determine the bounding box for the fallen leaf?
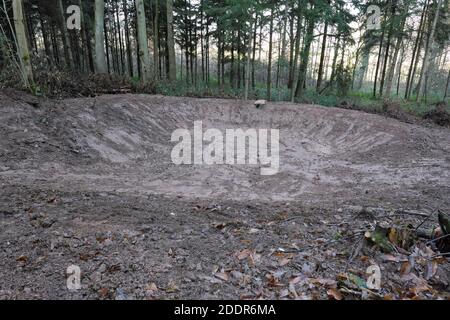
[388,228,397,243]
[165,280,178,293]
[359,255,370,262]
[380,254,407,263]
[248,252,262,266]
[214,222,227,230]
[47,197,57,204]
[279,258,291,267]
[146,283,158,293]
[289,276,302,286]
[327,288,343,300]
[215,272,229,282]
[279,289,289,298]
[236,249,252,260]
[17,255,28,265]
[309,278,337,288]
[98,287,109,298]
[289,282,298,298]
[425,260,438,280]
[266,273,281,287]
[400,258,414,276]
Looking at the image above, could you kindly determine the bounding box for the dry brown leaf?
[266,273,281,287]
[279,258,291,267]
[248,252,262,266]
[98,287,109,298]
[289,283,298,299]
[236,249,252,260]
[146,282,158,293]
[400,260,413,276]
[272,251,286,258]
[425,260,438,280]
[359,255,370,262]
[380,254,402,262]
[327,288,343,300]
[165,280,178,293]
[215,272,229,282]
[388,228,397,243]
[17,255,28,264]
[289,276,302,286]
[279,289,289,298]
[214,222,227,230]
[310,278,337,288]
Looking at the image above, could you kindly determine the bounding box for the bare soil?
[0,91,449,300]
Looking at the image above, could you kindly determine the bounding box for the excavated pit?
[1,92,450,299]
[1,93,449,207]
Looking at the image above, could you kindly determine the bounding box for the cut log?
[255,100,267,109]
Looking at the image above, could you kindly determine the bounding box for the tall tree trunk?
[94,0,108,73]
[153,0,160,80]
[287,9,295,89]
[355,48,369,90]
[385,2,408,97]
[444,68,450,99]
[50,23,61,66]
[200,3,205,82]
[12,0,33,88]
[379,0,397,97]
[395,43,405,95]
[373,27,385,98]
[78,0,93,73]
[316,20,328,91]
[329,35,340,82]
[166,0,176,82]
[123,0,133,76]
[58,0,74,69]
[104,13,111,72]
[136,0,152,83]
[38,11,53,64]
[417,0,444,101]
[108,2,118,73]
[267,8,274,100]
[230,33,235,88]
[206,21,210,83]
[217,31,221,87]
[245,13,254,100]
[295,6,315,98]
[281,0,289,59]
[290,12,302,100]
[405,0,428,99]
[115,0,125,75]
[237,28,242,89]
[251,13,258,89]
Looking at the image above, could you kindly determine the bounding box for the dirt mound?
[381,101,418,124]
[423,103,450,127]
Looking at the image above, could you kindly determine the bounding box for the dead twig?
[426,233,450,245]
[415,208,437,231]
[394,209,430,217]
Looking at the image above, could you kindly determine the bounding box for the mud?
[0,91,449,299]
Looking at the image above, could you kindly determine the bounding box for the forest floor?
[0,90,449,300]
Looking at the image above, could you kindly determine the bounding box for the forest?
[1,0,450,111]
[0,0,450,302]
